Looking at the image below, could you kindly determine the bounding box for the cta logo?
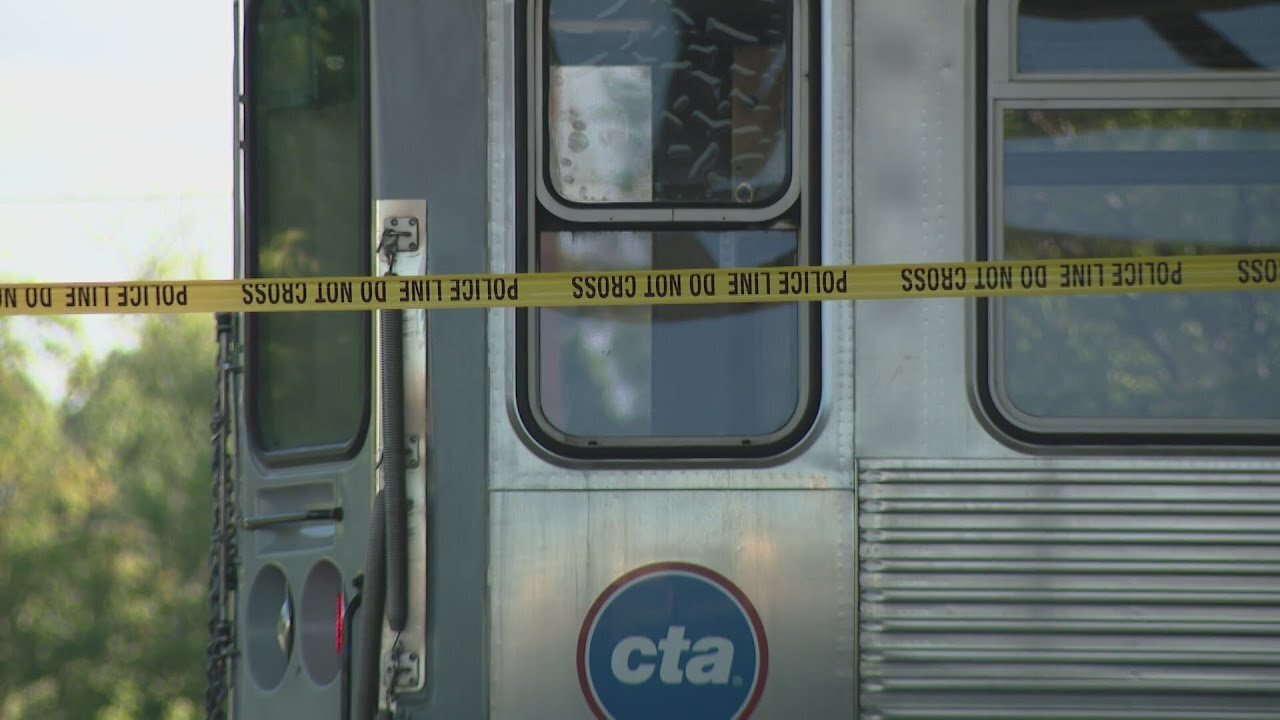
[577,562,768,720]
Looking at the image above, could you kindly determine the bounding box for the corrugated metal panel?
[858,461,1280,720]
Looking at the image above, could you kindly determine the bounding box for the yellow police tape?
[3,252,1280,316]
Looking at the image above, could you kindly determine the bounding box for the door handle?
[241,507,344,531]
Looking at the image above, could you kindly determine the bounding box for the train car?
[206,0,1280,718]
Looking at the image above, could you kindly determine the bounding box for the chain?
[205,313,240,720]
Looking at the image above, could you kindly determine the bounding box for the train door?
[229,0,493,716]
[232,0,376,716]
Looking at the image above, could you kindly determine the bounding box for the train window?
[520,0,816,457]
[984,1,1280,443]
[537,230,800,439]
[247,0,370,456]
[540,0,796,213]
[996,108,1280,425]
[1017,0,1280,74]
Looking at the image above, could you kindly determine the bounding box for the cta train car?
[207,0,1280,718]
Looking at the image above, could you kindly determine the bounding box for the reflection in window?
[251,0,368,453]
[998,108,1280,420]
[545,0,792,205]
[1018,0,1280,73]
[536,231,799,438]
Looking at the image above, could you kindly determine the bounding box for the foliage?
[0,315,214,720]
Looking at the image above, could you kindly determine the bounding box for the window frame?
[515,0,821,460]
[243,0,373,465]
[976,0,1280,448]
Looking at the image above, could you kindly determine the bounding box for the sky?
[0,1,233,397]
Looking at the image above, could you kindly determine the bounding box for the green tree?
[0,319,110,718]
[0,315,214,720]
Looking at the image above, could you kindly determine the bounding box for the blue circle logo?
[577,562,769,720]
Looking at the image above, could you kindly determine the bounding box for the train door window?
[981,0,1280,443]
[540,0,795,210]
[519,0,817,458]
[246,0,370,457]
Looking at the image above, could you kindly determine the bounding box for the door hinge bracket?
[384,643,422,692]
[405,434,420,469]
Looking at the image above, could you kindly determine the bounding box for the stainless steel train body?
[220,0,1280,717]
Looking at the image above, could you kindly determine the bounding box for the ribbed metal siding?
[858,461,1280,720]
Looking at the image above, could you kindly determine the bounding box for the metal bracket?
[384,216,421,253]
[406,434,421,469]
[385,645,422,691]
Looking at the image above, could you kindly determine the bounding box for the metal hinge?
[405,434,420,469]
[385,644,422,691]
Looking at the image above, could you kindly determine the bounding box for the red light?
[335,591,345,655]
